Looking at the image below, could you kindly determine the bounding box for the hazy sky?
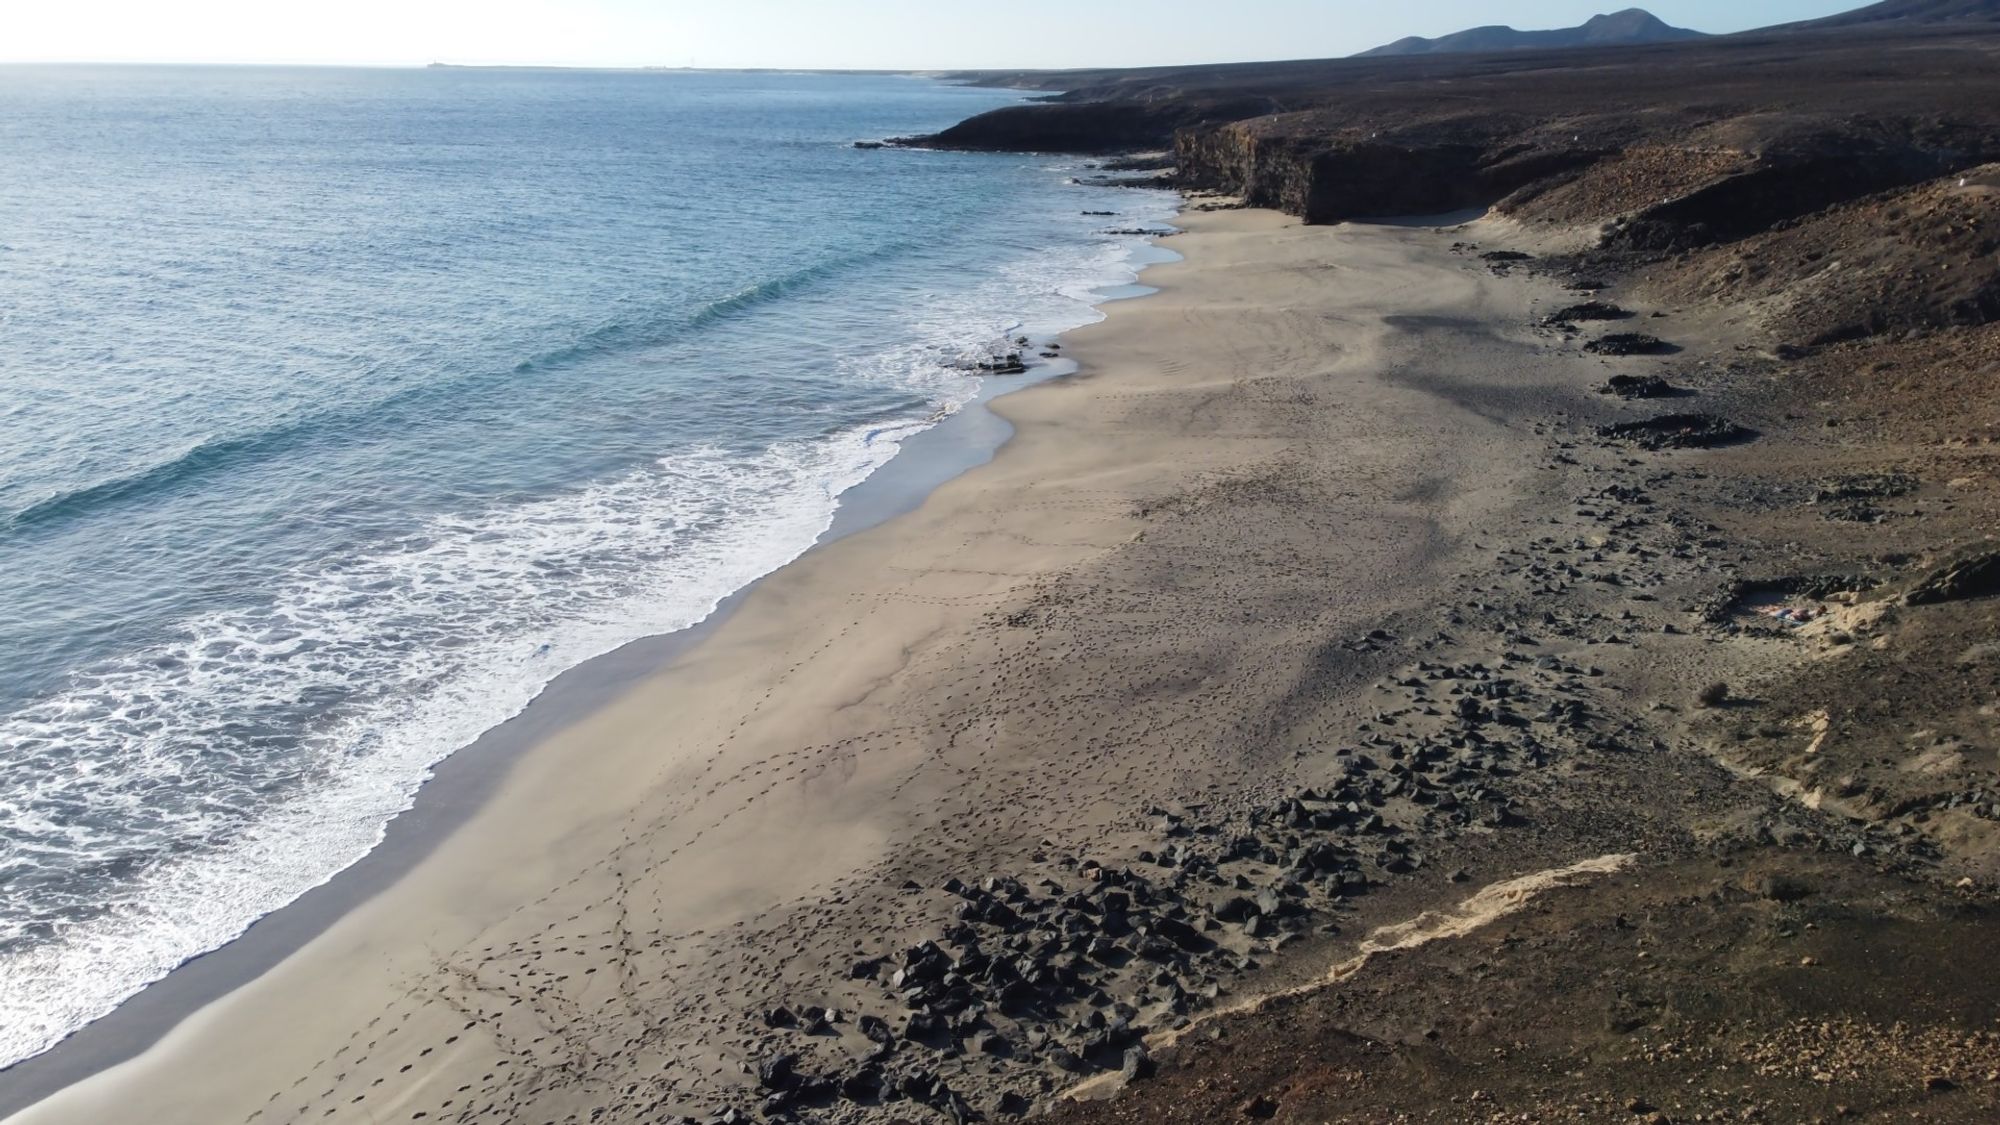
[5,1,1869,69]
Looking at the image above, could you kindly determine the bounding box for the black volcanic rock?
[1584,333,1674,356]
[1597,413,1752,450]
[1904,548,2000,605]
[1599,374,1675,399]
[1545,301,1632,324]
[1357,8,1706,58]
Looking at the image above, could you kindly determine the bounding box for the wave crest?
[3,244,910,535]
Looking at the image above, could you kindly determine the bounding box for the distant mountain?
[1357,8,1708,58]
[1773,0,2000,29]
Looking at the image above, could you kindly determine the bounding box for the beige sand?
[10,207,1582,1124]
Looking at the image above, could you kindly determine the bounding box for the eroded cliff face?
[1175,123,1591,224]
[1173,113,1995,239]
[1173,124,1340,217]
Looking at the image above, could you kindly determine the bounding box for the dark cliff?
[909,12,2000,348]
[907,97,1276,154]
[918,22,2000,234]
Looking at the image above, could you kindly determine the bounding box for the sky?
[2,1,1873,69]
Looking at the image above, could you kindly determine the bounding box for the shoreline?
[17,27,2000,1120]
[0,227,1180,1120]
[7,202,1597,1123]
[20,189,1994,1124]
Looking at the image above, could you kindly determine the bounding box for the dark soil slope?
[1782,0,2000,29]
[1640,164,2000,346]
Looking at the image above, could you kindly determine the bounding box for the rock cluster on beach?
[1582,332,1674,357]
[1595,411,1751,450]
[709,658,1598,1123]
[1543,300,1631,326]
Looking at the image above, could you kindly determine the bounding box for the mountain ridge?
[1356,7,1706,58]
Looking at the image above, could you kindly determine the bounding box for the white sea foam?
[0,185,1178,1068]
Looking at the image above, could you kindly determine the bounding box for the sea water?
[0,64,1175,1066]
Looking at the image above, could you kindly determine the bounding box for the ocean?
[0,64,1174,1067]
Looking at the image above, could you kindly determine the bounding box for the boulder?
[754,1053,797,1090]
[1214,895,1260,922]
[1597,412,1750,450]
[1584,332,1674,356]
[1545,300,1631,324]
[1906,548,2000,605]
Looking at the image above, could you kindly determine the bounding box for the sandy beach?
[11,12,2000,1121]
[2,204,1599,1122]
[13,182,2000,1124]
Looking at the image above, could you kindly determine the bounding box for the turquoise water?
[0,65,1174,1065]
